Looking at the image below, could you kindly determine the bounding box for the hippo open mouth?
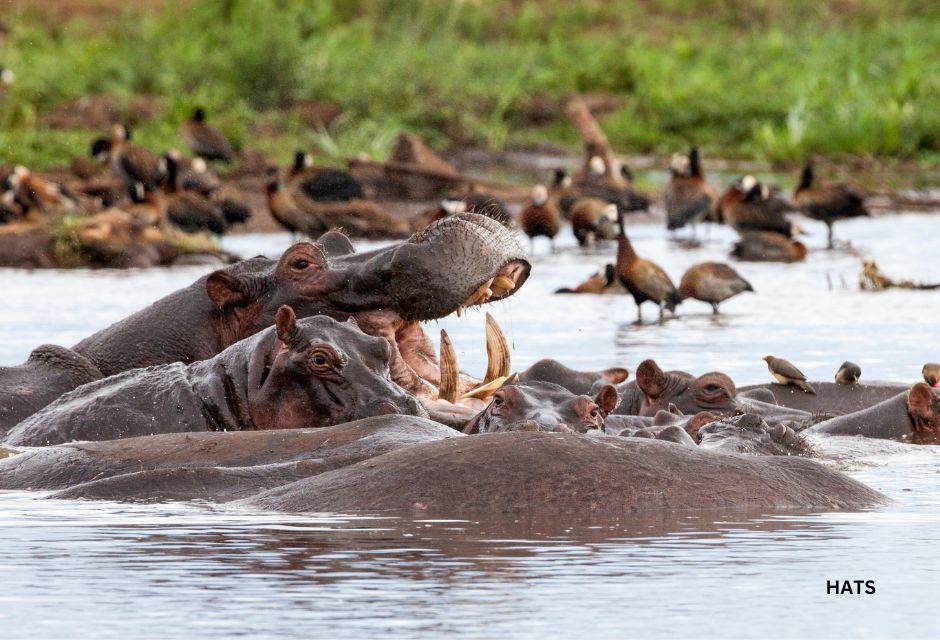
[316,212,529,421]
[354,303,519,424]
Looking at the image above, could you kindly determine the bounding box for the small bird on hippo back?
[763,355,816,394]
[835,361,862,386]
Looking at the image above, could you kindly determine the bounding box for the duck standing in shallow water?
[615,212,680,323]
[793,164,869,249]
[663,147,717,239]
[677,262,753,314]
[519,184,560,253]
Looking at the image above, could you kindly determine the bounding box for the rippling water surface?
[2,212,940,638]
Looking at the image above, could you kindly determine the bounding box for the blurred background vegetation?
[1,0,939,170]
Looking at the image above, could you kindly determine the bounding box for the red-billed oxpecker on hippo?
[762,355,816,395]
[923,363,939,388]
[3,307,425,447]
[0,213,530,434]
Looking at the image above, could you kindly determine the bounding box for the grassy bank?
[1,0,939,170]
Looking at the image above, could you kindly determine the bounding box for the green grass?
[1,0,939,170]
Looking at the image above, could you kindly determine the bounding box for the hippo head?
[696,413,810,456]
[635,359,738,416]
[203,212,530,406]
[463,381,620,434]
[246,307,425,430]
[907,383,940,439]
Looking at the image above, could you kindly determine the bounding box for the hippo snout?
[362,393,427,420]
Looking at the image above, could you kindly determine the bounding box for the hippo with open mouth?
[3,307,425,446]
[0,212,530,434]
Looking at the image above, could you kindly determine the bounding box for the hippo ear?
[462,410,484,435]
[275,305,299,346]
[595,384,620,416]
[908,383,940,430]
[603,367,629,384]
[206,271,251,309]
[316,231,355,258]
[636,359,667,398]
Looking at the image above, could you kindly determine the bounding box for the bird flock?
[515,147,871,323]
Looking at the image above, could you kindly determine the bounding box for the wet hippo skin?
[807,384,940,442]
[738,382,909,415]
[4,308,424,446]
[241,432,886,514]
[0,213,531,434]
[1,416,457,500]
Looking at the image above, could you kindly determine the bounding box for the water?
[2,213,940,638]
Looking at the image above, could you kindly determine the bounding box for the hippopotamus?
[696,413,810,456]
[3,307,424,446]
[461,381,620,433]
[0,422,884,512]
[4,305,427,446]
[604,408,714,446]
[515,359,629,395]
[241,432,885,514]
[0,213,530,434]
[806,383,940,443]
[0,416,457,501]
[737,381,910,415]
[611,359,738,417]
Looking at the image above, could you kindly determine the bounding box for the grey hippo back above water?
[4,306,424,447]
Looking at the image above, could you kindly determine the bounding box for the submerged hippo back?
[4,364,205,446]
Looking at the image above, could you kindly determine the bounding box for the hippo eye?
[292,259,310,270]
[590,408,599,418]
[309,345,342,372]
[491,394,504,407]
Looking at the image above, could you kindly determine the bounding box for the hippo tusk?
[438,329,459,403]
[460,375,508,401]
[483,312,510,383]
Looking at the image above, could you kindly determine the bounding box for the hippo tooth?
[483,312,510,384]
[463,279,495,308]
[493,275,516,292]
[460,375,508,401]
[437,329,459,404]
